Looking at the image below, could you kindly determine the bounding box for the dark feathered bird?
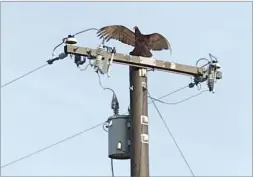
[97,25,172,58]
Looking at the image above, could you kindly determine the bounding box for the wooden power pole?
[64,44,221,177]
[129,66,149,177]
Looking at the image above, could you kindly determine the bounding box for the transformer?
[107,114,130,160]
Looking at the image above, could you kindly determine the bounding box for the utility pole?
[129,66,149,177]
[64,43,222,177]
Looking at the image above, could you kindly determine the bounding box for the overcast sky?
[1,2,252,176]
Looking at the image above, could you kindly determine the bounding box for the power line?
[1,122,105,169]
[149,90,208,105]
[122,84,189,115]
[111,159,115,177]
[148,91,195,177]
[97,72,115,95]
[1,63,48,88]
[150,85,189,102]
[52,28,103,58]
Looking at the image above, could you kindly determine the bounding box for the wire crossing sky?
[1,2,252,176]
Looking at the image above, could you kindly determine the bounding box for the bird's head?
[133,26,138,31]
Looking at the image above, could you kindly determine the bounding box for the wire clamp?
[191,53,222,93]
[47,52,68,65]
[188,75,207,88]
[140,115,149,125]
[141,134,149,144]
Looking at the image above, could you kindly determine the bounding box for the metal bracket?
[117,141,122,150]
[141,134,149,144]
[140,115,148,125]
[169,62,176,69]
[47,52,68,65]
[107,120,113,127]
[139,68,147,77]
[141,81,147,89]
[139,57,156,66]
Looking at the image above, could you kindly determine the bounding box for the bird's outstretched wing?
[97,25,136,47]
[146,33,172,54]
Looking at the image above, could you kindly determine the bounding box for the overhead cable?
[148,90,208,105]
[1,64,48,88]
[1,122,104,169]
[148,91,195,177]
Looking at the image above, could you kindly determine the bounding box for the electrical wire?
[197,83,201,90]
[1,63,48,88]
[122,85,189,115]
[79,63,91,71]
[2,27,101,89]
[148,90,208,105]
[209,53,218,62]
[78,58,94,71]
[149,85,189,103]
[97,72,115,95]
[1,122,105,169]
[52,38,67,57]
[122,89,143,115]
[52,28,104,57]
[196,53,218,68]
[195,56,213,91]
[103,122,109,132]
[73,28,99,36]
[196,58,210,68]
[147,91,195,177]
[131,84,200,176]
[111,159,115,177]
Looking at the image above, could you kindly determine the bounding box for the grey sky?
[1,2,252,176]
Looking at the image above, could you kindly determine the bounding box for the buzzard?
[97,25,172,58]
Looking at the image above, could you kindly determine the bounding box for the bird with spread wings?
[97,25,172,58]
